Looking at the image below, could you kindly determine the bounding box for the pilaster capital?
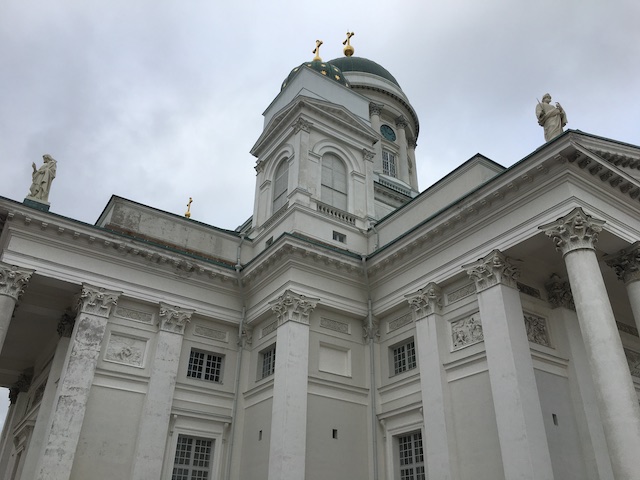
[269,289,319,326]
[405,282,442,320]
[291,117,312,134]
[604,241,640,285]
[395,115,408,129]
[57,312,76,337]
[408,137,417,149]
[363,148,375,162]
[78,284,121,318]
[463,249,519,292]
[158,302,194,334]
[9,372,32,404]
[239,324,253,348]
[545,274,575,310]
[0,262,34,301]
[539,207,605,256]
[369,102,384,116]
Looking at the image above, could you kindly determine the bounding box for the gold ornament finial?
[312,40,323,61]
[185,197,193,218]
[343,31,355,57]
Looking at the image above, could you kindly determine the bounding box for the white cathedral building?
[1,41,640,480]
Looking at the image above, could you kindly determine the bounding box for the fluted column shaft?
[541,208,640,479]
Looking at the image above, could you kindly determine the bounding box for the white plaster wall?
[240,398,272,480]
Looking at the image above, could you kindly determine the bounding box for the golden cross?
[185,197,193,218]
[343,31,354,46]
[312,40,323,61]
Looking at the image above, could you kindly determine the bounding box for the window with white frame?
[382,150,397,177]
[260,344,276,379]
[187,349,223,383]
[397,431,425,480]
[321,153,347,210]
[172,434,213,480]
[392,338,417,375]
[273,160,289,212]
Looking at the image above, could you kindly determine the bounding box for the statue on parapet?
[27,154,57,203]
[536,93,567,142]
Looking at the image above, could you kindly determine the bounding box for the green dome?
[281,60,350,91]
[327,56,401,88]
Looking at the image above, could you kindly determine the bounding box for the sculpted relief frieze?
[104,333,147,367]
[524,313,551,347]
[451,314,484,351]
[624,348,640,378]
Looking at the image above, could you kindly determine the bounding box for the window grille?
[187,350,223,383]
[261,345,276,379]
[392,339,417,375]
[397,431,425,480]
[382,150,397,177]
[172,435,213,480]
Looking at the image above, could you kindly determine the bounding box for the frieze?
[193,324,228,342]
[158,303,194,334]
[261,321,278,338]
[0,262,34,301]
[446,283,476,304]
[78,284,121,318]
[451,314,484,350]
[104,333,147,367]
[517,282,541,299]
[114,306,154,324]
[388,313,412,332]
[539,207,605,255]
[32,380,47,406]
[320,317,350,334]
[524,313,551,347]
[545,274,575,310]
[617,321,639,337]
[624,348,640,378]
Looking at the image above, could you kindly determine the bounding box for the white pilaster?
[540,207,640,479]
[267,290,318,480]
[131,302,193,480]
[406,283,459,480]
[395,116,409,184]
[369,103,384,174]
[289,118,312,207]
[407,137,418,191]
[35,284,121,480]
[464,250,554,480]
[605,241,640,335]
[0,262,34,354]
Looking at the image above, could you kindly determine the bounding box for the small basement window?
[333,231,346,243]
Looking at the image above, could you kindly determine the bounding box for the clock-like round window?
[380,124,396,142]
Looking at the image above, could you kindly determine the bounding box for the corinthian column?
[463,250,553,480]
[406,283,458,480]
[540,207,640,479]
[36,284,121,480]
[0,262,34,354]
[267,290,318,480]
[605,241,640,335]
[131,302,193,480]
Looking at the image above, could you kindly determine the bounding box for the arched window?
[321,154,347,211]
[273,160,289,212]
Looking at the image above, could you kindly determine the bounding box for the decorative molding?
[451,314,484,350]
[545,274,575,310]
[9,372,32,404]
[291,117,312,134]
[388,313,412,332]
[446,283,476,304]
[369,102,384,116]
[463,249,519,292]
[240,325,253,347]
[0,262,34,301]
[604,241,640,285]
[114,306,154,324]
[517,282,541,299]
[624,348,640,378]
[524,313,551,347]
[193,324,228,342]
[78,284,121,318]
[539,207,605,255]
[57,312,76,337]
[320,317,350,334]
[104,334,147,367]
[363,148,375,162]
[363,318,380,342]
[158,302,194,334]
[269,290,319,327]
[261,321,278,338]
[406,282,442,320]
[617,321,639,337]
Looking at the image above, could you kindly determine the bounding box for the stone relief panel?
[524,313,551,347]
[388,313,412,332]
[114,306,154,324]
[104,333,147,367]
[451,314,484,351]
[624,348,640,378]
[320,317,350,335]
[193,324,228,342]
[446,283,476,304]
[262,321,278,338]
[617,322,639,338]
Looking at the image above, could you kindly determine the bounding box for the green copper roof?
[327,56,401,88]
[281,60,350,91]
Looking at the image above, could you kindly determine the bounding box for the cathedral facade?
[1,46,640,480]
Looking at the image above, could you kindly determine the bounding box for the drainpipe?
[225,234,246,480]
[362,255,379,480]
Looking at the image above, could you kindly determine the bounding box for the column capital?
[539,207,605,256]
[395,115,408,129]
[291,117,312,134]
[463,249,519,292]
[78,284,121,318]
[158,302,194,334]
[604,241,640,285]
[270,289,318,326]
[408,137,417,149]
[545,274,575,310]
[0,262,34,301]
[8,371,32,404]
[57,312,76,337]
[405,282,442,320]
[369,102,384,116]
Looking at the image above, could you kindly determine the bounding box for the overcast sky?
[0,0,638,422]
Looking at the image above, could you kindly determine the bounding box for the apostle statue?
[536,94,567,142]
[27,154,57,203]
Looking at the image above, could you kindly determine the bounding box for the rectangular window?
[261,345,276,379]
[382,150,397,177]
[332,231,346,243]
[392,339,417,375]
[172,435,213,480]
[187,350,223,383]
[397,431,425,480]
